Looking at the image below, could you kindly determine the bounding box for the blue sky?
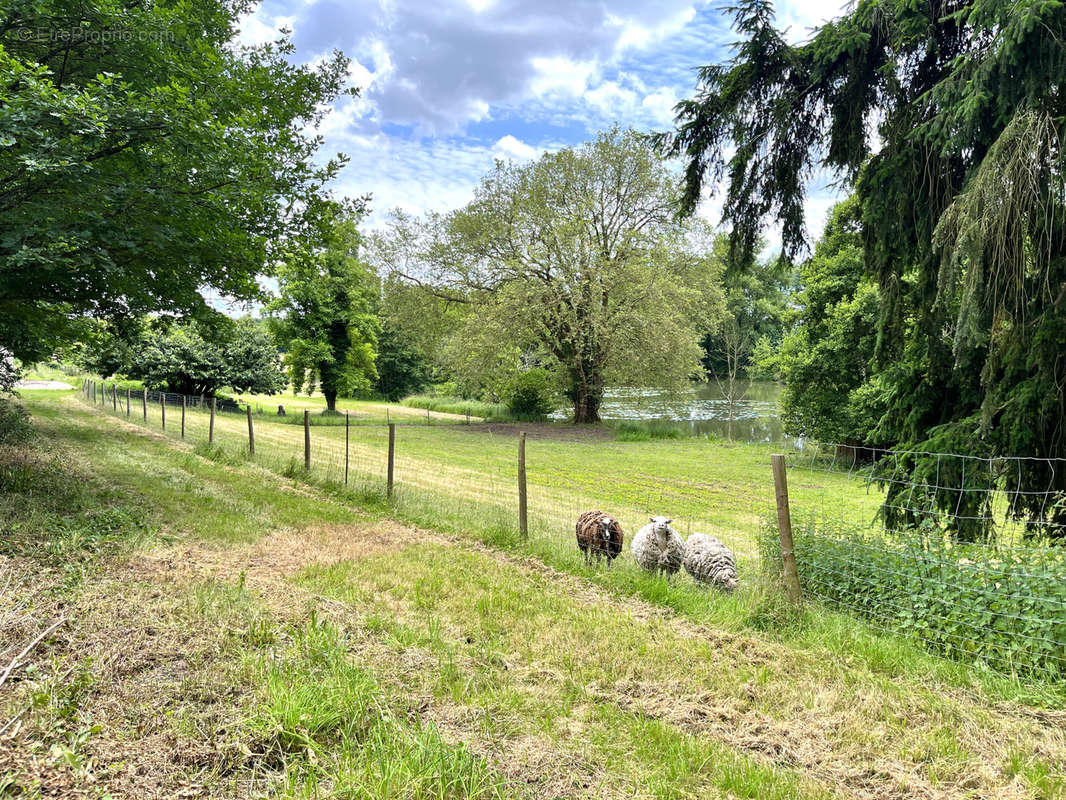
[239,0,850,248]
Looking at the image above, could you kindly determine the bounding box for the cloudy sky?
[240,0,850,246]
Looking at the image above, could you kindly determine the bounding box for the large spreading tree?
[375,129,723,423]
[0,0,351,363]
[661,0,1066,538]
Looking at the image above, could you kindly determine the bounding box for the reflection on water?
[556,381,795,443]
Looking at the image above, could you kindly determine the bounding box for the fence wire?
[770,443,1066,678]
[78,380,1066,680]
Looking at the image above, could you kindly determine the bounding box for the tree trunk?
[323,388,338,412]
[571,371,603,424]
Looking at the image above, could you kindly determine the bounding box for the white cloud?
[777,0,849,43]
[641,87,679,126]
[492,135,538,161]
[529,56,597,97]
[236,10,294,47]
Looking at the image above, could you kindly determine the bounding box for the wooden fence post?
[344,412,350,486]
[161,393,166,430]
[126,388,130,417]
[303,409,311,471]
[142,389,147,421]
[387,423,395,498]
[771,454,802,604]
[112,384,117,411]
[91,381,96,404]
[518,431,528,538]
[209,397,216,443]
[181,395,186,439]
[246,405,255,456]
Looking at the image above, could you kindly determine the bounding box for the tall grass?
[249,614,514,799]
[401,394,508,419]
[609,419,719,441]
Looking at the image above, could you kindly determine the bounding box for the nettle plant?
[759,518,1066,678]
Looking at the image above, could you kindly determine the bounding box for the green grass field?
[80,380,881,562]
[2,389,1064,799]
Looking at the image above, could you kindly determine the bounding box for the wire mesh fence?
[763,444,1066,678]
[78,379,1066,680]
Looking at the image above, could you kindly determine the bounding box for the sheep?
[575,510,624,566]
[682,534,739,591]
[631,516,685,577]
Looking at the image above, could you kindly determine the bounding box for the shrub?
[0,398,34,444]
[758,518,1066,677]
[502,368,555,419]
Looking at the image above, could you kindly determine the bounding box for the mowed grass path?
[3,391,1062,799]
[88,392,881,560]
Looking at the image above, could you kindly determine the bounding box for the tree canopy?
[374,129,723,422]
[83,316,285,397]
[0,0,351,363]
[267,213,379,411]
[662,0,1066,538]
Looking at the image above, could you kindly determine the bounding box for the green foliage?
[502,368,556,419]
[0,398,34,444]
[373,322,433,401]
[702,241,796,377]
[776,199,883,443]
[758,520,1066,678]
[0,0,352,363]
[663,0,1066,535]
[0,354,21,394]
[269,213,380,411]
[374,129,724,423]
[110,317,285,397]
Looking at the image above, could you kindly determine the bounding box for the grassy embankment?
[2,390,1063,798]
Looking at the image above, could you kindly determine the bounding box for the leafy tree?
[503,368,557,420]
[776,198,882,443]
[0,0,351,363]
[378,129,723,423]
[701,241,795,377]
[268,214,379,412]
[119,317,284,396]
[374,322,431,401]
[661,0,1066,539]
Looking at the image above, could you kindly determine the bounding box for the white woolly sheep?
[631,516,685,576]
[682,534,739,591]
[575,510,624,566]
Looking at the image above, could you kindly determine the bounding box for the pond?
[555,381,793,443]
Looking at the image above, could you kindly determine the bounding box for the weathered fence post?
[771,454,802,604]
[518,431,528,538]
[246,404,255,456]
[344,412,350,486]
[303,409,311,471]
[161,393,166,430]
[126,388,130,417]
[92,381,96,404]
[209,397,216,443]
[181,395,186,439]
[112,384,117,411]
[142,389,147,421]
[387,423,395,498]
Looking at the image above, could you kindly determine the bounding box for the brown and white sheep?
[575,510,624,566]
